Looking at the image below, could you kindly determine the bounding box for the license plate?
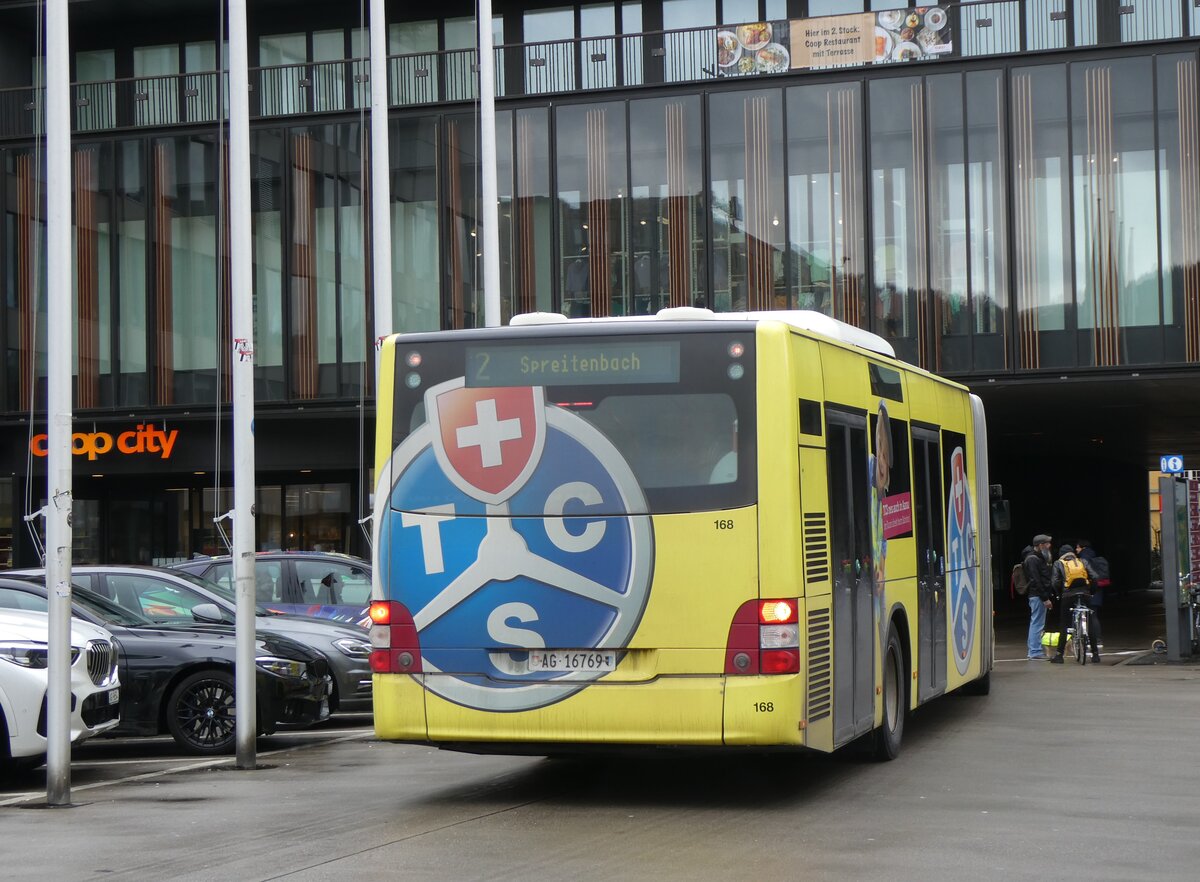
[107,688,119,705]
[527,650,616,673]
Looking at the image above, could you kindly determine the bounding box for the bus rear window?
[392,329,756,513]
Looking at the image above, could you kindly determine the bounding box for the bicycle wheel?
[1079,611,1089,666]
[1073,611,1086,665]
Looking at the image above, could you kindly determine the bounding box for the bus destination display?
[465,340,680,387]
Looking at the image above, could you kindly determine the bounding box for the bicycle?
[1066,595,1093,665]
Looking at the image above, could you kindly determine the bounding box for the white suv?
[0,608,121,774]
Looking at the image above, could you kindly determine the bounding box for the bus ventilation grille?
[803,512,830,584]
[806,608,832,722]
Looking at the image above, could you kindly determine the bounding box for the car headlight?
[332,637,371,658]
[0,640,50,668]
[255,656,307,679]
[0,641,76,668]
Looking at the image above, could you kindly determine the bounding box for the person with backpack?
[1011,545,1032,601]
[1050,543,1101,664]
[1023,535,1054,660]
[1075,539,1110,608]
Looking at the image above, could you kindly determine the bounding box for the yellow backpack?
[1060,557,1089,590]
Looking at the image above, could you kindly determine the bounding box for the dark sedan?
[19,565,372,714]
[172,552,372,628]
[0,575,331,755]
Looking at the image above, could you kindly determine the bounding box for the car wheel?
[166,670,237,755]
[872,627,906,761]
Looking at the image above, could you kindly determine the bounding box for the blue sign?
[376,378,654,712]
[1161,455,1184,474]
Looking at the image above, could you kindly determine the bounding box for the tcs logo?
[374,377,653,712]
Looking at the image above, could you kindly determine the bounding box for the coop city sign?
[30,423,179,461]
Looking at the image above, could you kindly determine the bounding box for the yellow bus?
[369,308,992,759]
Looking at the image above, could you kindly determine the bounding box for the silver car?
[12,566,371,715]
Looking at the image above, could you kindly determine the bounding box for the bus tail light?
[369,600,422,674]
[724,598,800,675]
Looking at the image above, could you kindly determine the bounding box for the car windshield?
[73,585,154,627]
[172,568,272,616]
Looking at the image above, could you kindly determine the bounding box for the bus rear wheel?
[873,627,906,761]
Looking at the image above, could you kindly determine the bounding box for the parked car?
[0,607,120,775]
[17,565,372,714]
[0,575,331,756]
[172,552,372,628]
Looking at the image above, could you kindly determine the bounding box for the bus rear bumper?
[373,672,809,749]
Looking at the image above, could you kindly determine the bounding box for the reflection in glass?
[1157,55,1200,364]
[390,117,440,332]
[154,136,219,405]
[663,0,715,83]
[621,2,644,87]
[1012,64,1071,368]
[4,150,47,411]
[710,89,785,312]
[966,70,1009,371]
[525,6,576,94]
[75,49,116,132]
[869,77,924,365]
[259,33,307,117]
[253,130,286,400]
[808,1,863,15]
[629,95,705,313]
[786,82,865,324]
[927,74,967,372]
[288,124,367,398]
[1071,57,1159,366]
[556,102,628,316]
[1120,0,1182,42]
[498,108,554,320]
[117,140,147,406]
[580,3,618,91]
[134,44,180,126]
[71,144,112,407]
[961,3,1019,57]
[447,114,481,328]
[389,20,439,105]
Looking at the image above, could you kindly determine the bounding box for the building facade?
[0,0,1198,578]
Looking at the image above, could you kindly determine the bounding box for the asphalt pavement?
[1,591,1198,882]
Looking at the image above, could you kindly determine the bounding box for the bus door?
[912,427,946,700]
[826,411,874,743]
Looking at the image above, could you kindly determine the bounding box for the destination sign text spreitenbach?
[465,341,681,387]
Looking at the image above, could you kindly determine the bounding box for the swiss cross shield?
[426,377,546,505]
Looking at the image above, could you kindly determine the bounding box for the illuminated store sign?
[30,424,179,461]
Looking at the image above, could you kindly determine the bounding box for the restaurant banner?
[716,6,952,77]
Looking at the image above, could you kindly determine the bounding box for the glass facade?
[1,27,1200,420]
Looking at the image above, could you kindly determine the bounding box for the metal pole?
[370,0,393,357]
[1159,476,1192,661]
[478,0,502,327]
[228,0,257,768]
[44,0,74,808]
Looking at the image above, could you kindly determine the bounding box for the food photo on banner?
[716,6,952,76]
[873,6,952,64]
[716,20,791,76]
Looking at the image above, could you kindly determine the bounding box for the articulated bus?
[369,308,992,759]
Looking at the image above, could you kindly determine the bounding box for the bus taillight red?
[725,599,800,675]
[369,600,422,674]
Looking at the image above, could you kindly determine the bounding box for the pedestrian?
[1024,534,1054,660]
[1075,539,1110,608]
[1050,543,1102,664]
